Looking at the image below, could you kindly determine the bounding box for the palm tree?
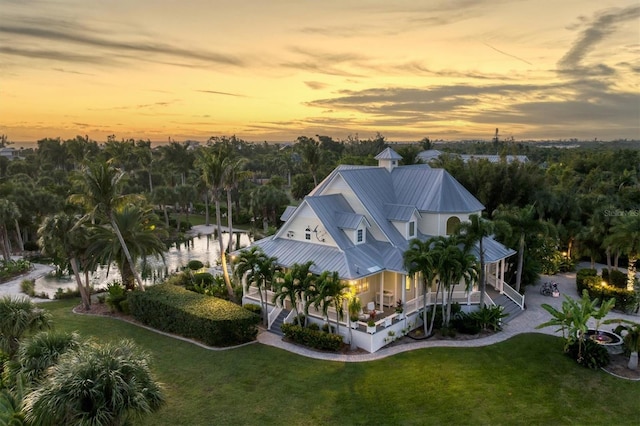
[272,261,314,323]
[0,199,20,261]
[223,157,249,253]
[456,214,494,308]
[68,160,146,291]
[0,296,51,359]
[313,271,349,334]
[88,205,167,291]
[295,136,321,187]
[38,213,94,309]
[443,240,478,327]
[607,215,640,292]
[403,237,441,336]
[233,247,279,326]
[151,185,176,228]
[195,148,234,299]
[23,339,164,426]
[493,204,544,292]
[9,331,81,386]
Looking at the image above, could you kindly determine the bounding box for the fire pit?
[585,329,624,355]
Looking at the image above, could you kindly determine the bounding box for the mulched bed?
[602,354,640,381]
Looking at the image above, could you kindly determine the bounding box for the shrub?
[470,306,507,331]
[21,279,35,297]
[281,323,343,352]
[192,272,214,286]
[106,281,127,312]
[308,323,320,331]
[566,338,610,369]
[580,276,637,313]
[451,312,481,335]
[128,283,259,347]
[576,268,598,293]
[164,272,191,287]
[187,260,204,271]
[243,303,261,315]
[54,287,81,300]
[609,269,627,289]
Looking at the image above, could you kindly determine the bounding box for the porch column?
[401,273,406,307]
[379,272,385,309]
[500,259,505,293]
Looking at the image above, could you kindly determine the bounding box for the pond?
[34,232,252,298]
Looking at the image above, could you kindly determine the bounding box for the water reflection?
[35,232,251,297]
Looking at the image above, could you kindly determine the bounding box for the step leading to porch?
[268,309,290,336]
[486,288,523,324]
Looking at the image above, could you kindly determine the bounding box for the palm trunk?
[204,193,210,226]
[422,278,429,335]
[428,282,440,336]
[479,239,486,308]
[14,220,24,252]
[606,247,612,275]
[0,228,10,261]
[163,206,169,228]
[109,214,145,292]
[70,257,91,310]
[515,233,525,292]
[226,189,234,253]
[216,197,234,300]
[628,256,637,292]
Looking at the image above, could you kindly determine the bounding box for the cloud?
[196,90,246,97]
[558,5,640,72]
[304,81,329,90]
[0,17,244,68]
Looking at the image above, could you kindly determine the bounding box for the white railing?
[267,306,282,330]
[502,283,525,309]
[484,292,496,308]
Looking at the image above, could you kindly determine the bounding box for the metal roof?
[384,204,419,222]
[392,166,485,213]
[374,147,402,160]
[280,205,297,222]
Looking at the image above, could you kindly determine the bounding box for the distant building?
[418,149,529,164]
[0,147,19,161]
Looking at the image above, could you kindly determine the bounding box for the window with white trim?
[408,221,416,238]
[356,228,364,243]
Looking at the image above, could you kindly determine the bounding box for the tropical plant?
[607,215,640,292]
[88,205,167,291]
[272,261,314,323]
[23,339,165,426]
[68,160,146,291]
[0,199,20,261]
[38,213,95,309]
[456,213,494,308]
[195,147,234,299]
[0,296,51,359]
[233,246,279,326]
[313,270,349,335]
[403,237,441,336]
[536,290,615,365]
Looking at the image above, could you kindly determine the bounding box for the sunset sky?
[1,0,639,143]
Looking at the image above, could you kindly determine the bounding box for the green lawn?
[45,299,639,426]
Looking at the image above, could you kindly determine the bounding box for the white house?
[241,148,519,353]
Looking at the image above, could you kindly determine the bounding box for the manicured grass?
[45,299,639,425]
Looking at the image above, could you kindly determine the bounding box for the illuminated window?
[352,279,369,294]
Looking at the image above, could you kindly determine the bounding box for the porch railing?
[502,283,525,309]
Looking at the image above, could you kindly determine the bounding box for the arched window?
[446,216,460,235]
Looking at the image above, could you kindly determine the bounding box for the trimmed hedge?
[576,270,638,314]
[128,283,259,347]
[281,323,343,352]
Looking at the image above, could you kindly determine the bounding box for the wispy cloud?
[0,17,244,68]
[196,90,246,97]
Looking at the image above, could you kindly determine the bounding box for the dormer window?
[357,229,364,243]
[408,221,416,238]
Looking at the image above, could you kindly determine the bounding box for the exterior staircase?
[486,288,523,323]
[269,309,290,336]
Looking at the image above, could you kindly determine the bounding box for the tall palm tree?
[233,247,279,326]
[295,136,321,187]
[0,296,51,359]
[88,205,167,291]
[493,204,545,292]
[443,241,478,327]
[68,160,146,291]
[223,157,249,253]
[38,213,94,309]
[23,339,165,426]
[456,214,494,308]
[195,148,234,299]
[607,215,640,292]
[313,270,349,335]
[403,237,441,336]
